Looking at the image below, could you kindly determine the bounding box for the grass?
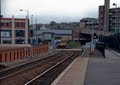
[67,41,81,48]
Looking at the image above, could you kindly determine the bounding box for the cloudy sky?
[1,0,120,23]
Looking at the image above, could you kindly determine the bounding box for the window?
[15,30,25,37]
[112,11,115,14]
[3,40,12,44]
[1,30,11,38]
[21,23,25,27]
[15,22,25,27]
[30,30,33,37]
[6,23,9,26]
[1,23,3,26]
[112,17,115,19]
[15,22,20,27]
[15,39,25,44]
[17,23,19,27]
[0,53,2,62]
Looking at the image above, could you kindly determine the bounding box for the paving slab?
[84,51,120,85]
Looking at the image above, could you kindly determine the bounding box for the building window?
[15,22,25,27]
[0,53,2,62]
[112,11,115,14]
[17,23,19,27]
[15,22,20,27]
[6,23,9,26]
[3,40,12,44]
[30,30,33,37]
[1,23,4,26]
[21,23,25,27]
[1,30,11,38]
[112,17,115,19]
[15,39,25,44]
[15,30,25,37]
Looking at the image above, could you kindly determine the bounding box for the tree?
[50,21,56,27]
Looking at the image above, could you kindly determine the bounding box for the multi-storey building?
[99,6,120,32]
[0,16,29,45]
[109,8,120,32]
[98,5,105,31]
[80,18,98,29]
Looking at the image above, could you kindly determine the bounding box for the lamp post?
[20,9,29,19]
[90,21,94,56]
[78,27,81,48]
[31,15,33,26]
[35,18,38,45]
[31,14,34,44]
[20,9,29,44]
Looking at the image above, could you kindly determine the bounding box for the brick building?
[80,18,98,29]
[99,6,120,32]
[98,5,105,31]
[109,8,120,32]
[0,16,29,45]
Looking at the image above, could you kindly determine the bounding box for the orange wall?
[0,45,48,63]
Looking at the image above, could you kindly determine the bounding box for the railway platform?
[51,48,120,85]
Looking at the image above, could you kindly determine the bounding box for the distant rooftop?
[80,18,98,22]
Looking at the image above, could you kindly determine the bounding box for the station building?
[31,25,72,44]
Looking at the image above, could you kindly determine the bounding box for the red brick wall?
[98,5,105,30]
[1,18,26,29]
[0,45,48,63]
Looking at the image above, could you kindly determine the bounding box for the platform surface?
[51,57,88,85]
[51,49,120,85]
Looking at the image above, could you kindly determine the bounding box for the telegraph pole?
[35,18,38,45]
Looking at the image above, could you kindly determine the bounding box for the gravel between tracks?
[0,51,80,85]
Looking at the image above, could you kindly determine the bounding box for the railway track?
[0,65,6,70]
[25,51,81,85]
[0,51,82,85]
[0,51,63,79]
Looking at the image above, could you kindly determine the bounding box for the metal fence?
[96,42,105,58]
[99,33,120,51]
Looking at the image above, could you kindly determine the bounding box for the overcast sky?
[1,0,120,24]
